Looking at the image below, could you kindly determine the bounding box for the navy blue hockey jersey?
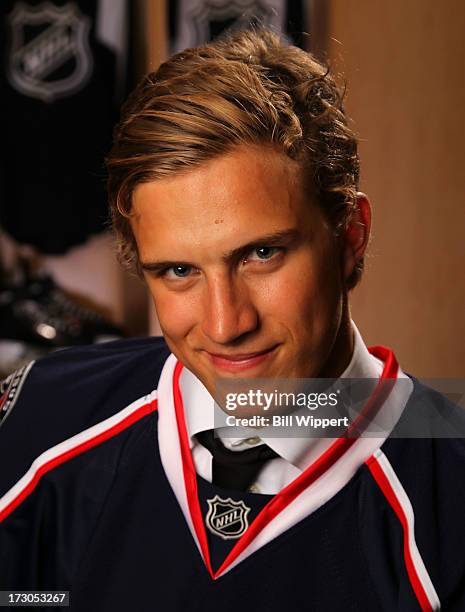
[0,337,464,611]
[0,0,132,254]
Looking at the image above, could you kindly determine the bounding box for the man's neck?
[318,312,354,378]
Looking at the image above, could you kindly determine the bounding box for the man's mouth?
[205,345,279,372]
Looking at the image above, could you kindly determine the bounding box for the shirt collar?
[180,321,384,466]
[180,362,216,444]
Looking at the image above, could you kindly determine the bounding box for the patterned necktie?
[196,429,279,491]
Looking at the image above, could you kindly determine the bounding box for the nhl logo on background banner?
[206,495,250,540]
[7,2,93,103]
[173,0,286,53]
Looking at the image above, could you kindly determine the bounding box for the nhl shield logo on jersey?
[206,495,251,540]
[7,2,93,103]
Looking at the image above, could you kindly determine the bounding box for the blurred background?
[0,0,463,378]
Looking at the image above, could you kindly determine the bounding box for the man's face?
[131,145,347,396]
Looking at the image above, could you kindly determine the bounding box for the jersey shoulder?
[386,375,465,459]
[383,375,465,479]
[0,336,170,498]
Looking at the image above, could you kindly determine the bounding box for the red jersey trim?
[366,450,440,611]
[0,396,158,523]
[173,345,399,579]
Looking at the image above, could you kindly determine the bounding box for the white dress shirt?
[180,321,385,494]
[157,326,413,575]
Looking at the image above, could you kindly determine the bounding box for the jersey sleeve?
[0,338,167,591]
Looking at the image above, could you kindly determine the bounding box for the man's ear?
[341,193,372,283]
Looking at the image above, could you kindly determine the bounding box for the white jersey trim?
[156,353,414,577]
[0,390,157,519]
[370,449,441,611]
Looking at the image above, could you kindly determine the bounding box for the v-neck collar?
[156,345,413,579]
[181,322,384,469]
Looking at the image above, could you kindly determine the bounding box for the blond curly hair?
[107,28,361,286]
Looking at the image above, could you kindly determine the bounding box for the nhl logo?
[173,0,285,52]
[7,2,93,103]
[206,495,250,540]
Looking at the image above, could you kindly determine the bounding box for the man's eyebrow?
[221,228,302,263]
[140,228,302,271]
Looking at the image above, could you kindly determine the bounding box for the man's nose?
[201,274,258,344]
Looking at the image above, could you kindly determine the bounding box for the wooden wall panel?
[328,0,465,376]
[144,0,167,336]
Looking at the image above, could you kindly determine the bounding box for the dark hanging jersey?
[0,0,130,254]
[169,0,307,54]
[0,337,464,611]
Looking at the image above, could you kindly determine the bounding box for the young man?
[0,28,463,611]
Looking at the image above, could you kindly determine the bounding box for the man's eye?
[164,265,192,279]
[247,246,280,261]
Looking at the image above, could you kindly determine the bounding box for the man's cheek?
[153,293,198,340]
